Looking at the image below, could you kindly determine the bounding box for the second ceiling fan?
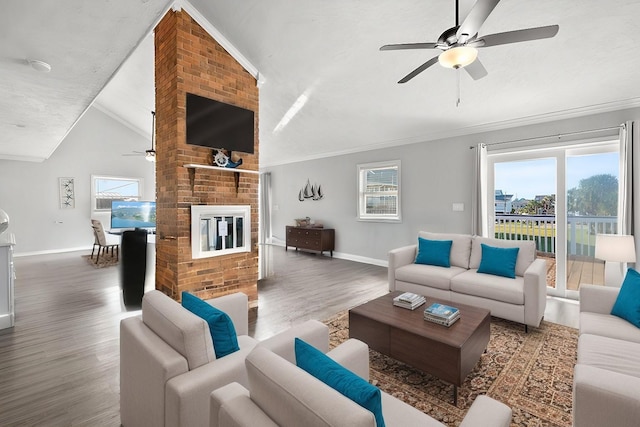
[381,0,559,83]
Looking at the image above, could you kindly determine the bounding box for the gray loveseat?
[573,284,640,427]
[388,231,547,330]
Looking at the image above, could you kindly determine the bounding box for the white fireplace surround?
[191,205,251,259]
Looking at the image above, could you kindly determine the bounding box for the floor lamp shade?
[595,234,636,287]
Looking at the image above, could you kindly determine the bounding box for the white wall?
[0,107,155,255]
[264,107,640,265]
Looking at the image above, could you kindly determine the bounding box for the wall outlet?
[452,203,464,212]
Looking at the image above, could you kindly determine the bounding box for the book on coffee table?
[424,302,459,319]
[423,302,460,326]
[424,310,460,327]
[393,292,426,310]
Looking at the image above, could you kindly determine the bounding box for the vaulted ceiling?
[3,0,640,167]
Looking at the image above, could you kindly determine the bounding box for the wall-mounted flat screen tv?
[110,200,156,230]
[186,93,255,154]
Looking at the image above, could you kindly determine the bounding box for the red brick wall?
[154,10,259,307]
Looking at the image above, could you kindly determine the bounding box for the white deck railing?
[494,215,617,256]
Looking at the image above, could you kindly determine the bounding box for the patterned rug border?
[324,311,578,427]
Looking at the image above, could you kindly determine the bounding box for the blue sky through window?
[495,152,618,200]
[96,179,139,197]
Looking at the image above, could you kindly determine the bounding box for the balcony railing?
[494,214,617,256]
[495,215,616,290]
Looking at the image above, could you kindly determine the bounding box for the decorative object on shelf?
[0,208,9,235]
[59,177,75,209]
[212,149,243,169]
[298,179,324,201]
[295,217,311,227]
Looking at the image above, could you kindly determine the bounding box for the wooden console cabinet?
[285,226,335,257]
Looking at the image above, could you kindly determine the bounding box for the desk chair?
[91,219,119,264]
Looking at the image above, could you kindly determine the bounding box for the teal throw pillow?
[181,292,240,358]
[477,243,519,279]
[295,338,385,427]
[611,268,640,328]
[415,238,453,268]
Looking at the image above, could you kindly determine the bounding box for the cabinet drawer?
[303,240,321,249]
[290,228,320,238]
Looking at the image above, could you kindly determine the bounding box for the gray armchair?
[120,290,328,427]
[210,343,513,427]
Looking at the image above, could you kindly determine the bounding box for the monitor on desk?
[110,200,156,231]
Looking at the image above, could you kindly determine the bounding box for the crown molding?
[446,97,640,139]
[261,97,640,168]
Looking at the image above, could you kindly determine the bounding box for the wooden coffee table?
[349,291,491,405]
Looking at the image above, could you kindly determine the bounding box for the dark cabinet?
[285,226,335,257]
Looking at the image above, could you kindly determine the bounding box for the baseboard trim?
[269,240,388,267]
[14,246,92,258]
[0,313,15,329]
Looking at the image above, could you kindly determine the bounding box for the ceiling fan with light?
[122,111,156,162]
[381,0,559,84]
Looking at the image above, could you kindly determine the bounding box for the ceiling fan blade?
[380,42,438,51]
[398,57,439,84]
[457,0,501,44]
[465,58,488,80]
[469,25,559,47]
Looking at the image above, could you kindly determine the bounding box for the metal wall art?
[59,177,75,209]
[298,179,323,201]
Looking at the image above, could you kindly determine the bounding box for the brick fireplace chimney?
[154,9,259,307]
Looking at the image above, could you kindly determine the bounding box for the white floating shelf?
[183,164,260,175]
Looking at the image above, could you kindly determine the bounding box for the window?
[357,161,401,222]
[91,175,144,211]
[488,140,619,299]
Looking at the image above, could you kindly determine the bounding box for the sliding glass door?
[487,141,619,298]
[565,147,619,297]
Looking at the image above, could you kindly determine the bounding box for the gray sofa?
[210,341,513,427]
[388,231,547,330]
[120,290,329,427]
[573,284,640,427]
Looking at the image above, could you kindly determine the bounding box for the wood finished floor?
[0,247,578,426]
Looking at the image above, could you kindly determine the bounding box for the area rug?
[81,252,119,268]
[325,312,578,427]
